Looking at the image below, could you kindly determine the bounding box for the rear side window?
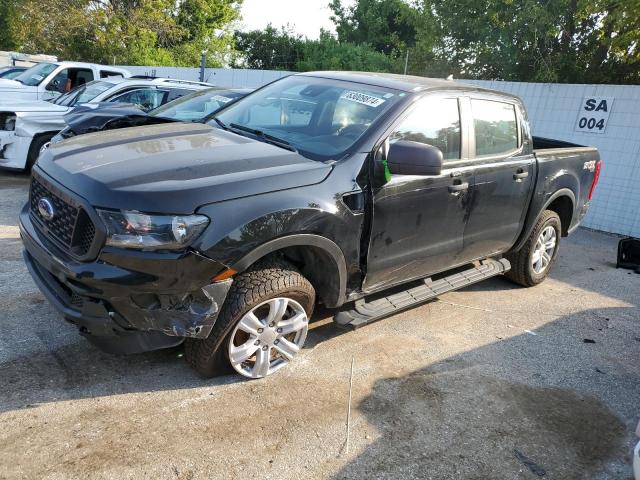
[100,70,125,79]
[471,99,518,156]
[391,97,461,160]
[166,88,197,102]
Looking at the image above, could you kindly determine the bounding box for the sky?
[238,0,355,39]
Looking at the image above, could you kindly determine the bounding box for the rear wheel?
[505,210,561,287]
[185,259,315,379]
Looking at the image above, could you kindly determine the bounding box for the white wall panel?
[468,80,640,237]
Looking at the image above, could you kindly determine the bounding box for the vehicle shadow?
[0,307,341,415]
[333,305,639,480]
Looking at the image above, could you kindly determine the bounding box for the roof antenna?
[446,74,454,81]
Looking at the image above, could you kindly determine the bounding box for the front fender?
[194,180,365,307]
[15,112,66,138]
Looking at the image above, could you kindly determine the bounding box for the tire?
[25,135,53,172]
[505,210,561,287]
[185,258,316,379]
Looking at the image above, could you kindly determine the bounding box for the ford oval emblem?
[38,198,55,221]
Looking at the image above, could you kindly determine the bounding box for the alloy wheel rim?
[228,297,308,379]
[531,225,557,274]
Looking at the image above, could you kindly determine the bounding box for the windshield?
[12,63,58,86]
[151,89,246,122]
[53,80,115,107]
[215,76,402,160]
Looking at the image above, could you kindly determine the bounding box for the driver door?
[363,95,474,292]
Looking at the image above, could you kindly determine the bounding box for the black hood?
[63,102,177,135]
[37,123,333,214]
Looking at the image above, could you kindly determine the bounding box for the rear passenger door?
[462,97,535,260]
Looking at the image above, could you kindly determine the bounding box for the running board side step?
[334,258,510,329]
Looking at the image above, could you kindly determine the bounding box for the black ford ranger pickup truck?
[20,72,602,379]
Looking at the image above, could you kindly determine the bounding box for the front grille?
[29,175,97,258]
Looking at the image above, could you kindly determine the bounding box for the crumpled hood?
[63,102,176,135]
[37,122,333,213]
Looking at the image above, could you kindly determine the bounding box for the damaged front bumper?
[20,207,232,354]
[0,130,31,170]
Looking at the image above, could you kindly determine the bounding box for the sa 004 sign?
[575,96,613,134]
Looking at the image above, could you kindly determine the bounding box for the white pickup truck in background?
[0,61,130,102]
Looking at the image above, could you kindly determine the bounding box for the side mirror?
[387,140,443,176]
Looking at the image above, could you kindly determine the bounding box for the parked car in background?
[20,72,601,379]
[0,66,27,80]
[0,77,214,170]
[0,62,130,102]
[50,87,252,144]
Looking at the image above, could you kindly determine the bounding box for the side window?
[166,88,195,103]
[100,70,124,79]
[391,97,461,160]
[46,68,93,93]
[45,69,69,93]
[108,88,168,112]
[471,99,518,156]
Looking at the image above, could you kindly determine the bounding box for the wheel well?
[27,132,57,167]
[547,196,573,236]
[248,245,343,308]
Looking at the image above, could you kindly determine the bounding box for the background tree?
[0,0,242,67]
[232,25,305,70]
[297,30,399,72]
[329,0,423,55]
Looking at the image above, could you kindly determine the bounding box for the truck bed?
[532,136,586,150]
[525,136,600,241]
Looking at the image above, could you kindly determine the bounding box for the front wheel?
[185,259,315,379]
[505,210,561,287]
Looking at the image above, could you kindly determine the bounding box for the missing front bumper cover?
[117,280,233,339]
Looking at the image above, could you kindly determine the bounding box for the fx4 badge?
[583,160,596,172]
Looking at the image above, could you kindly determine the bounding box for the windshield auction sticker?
[341,91,386,107]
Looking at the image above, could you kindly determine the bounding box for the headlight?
[1,113,16,131]
[97,210,209,250]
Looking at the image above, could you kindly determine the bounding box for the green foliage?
[0,0,242,67]
[297,31,400,72]
[427,0,640,83]
[329,0,422,54]
[233,27,399,73]
[0,0,21,51]
[2,0,638,83]
[233,25,305,70]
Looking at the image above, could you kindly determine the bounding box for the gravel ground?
[0,170,638,480]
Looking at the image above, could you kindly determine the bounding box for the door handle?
[448,182,469,193]
[513,169,529,180]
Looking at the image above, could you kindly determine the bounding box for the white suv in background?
[0,61,130,102]
[0,77,214,170]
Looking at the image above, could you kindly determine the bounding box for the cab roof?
[297,71,522,102]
